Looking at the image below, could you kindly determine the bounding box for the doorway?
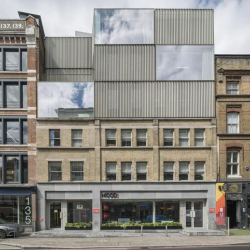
[185,201,204,228]
[227,200,237,228]
[50,202,61,229]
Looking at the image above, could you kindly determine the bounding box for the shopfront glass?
[155,201,180,223]
[67,200,92,223]
[0,195,32,226]
[102,201,152,223]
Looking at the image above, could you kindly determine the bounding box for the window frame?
[0,47,27,72]
[136,162,147,181]
[70,162,84,181]
[0,81,27,109]
[106,129,116,147]
[0,152,28,184]
[72,130,82,147]
[0,117,27,145]
[49,161,62,182]
[195,161,205,181]
[164,162,174,181]
[49,129,60,147]
[106,162,117,181]
[179,129,190,147]
[163,129,174,146]
[226,82,239,95]
[121,129,132,147]
[121,162,132,181]
[179,162,189,181]
[227,151,240,177]
[136,129,147,147]
[194,129,205,147]
[227,112,239,134]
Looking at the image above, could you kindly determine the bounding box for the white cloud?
[0,0,249,53]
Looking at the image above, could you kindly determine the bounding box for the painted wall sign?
[0,21,26,30]
[209,208,215,213]
[101,192,119,199]
[93,209,100,213]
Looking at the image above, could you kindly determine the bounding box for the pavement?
[1,235,250,249]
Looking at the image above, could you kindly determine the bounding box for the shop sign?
[101,192,119,199]
[209,208,215,213]
[228,183,242,193]
[24,197,32,225]
[0,21,26,30]
[226,193,242,201]
[77,205,83,209]
[93,209,100,213]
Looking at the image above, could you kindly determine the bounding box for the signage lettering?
[101,192,119,199]
[0,21,25,30]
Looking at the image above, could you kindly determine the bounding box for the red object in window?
[103,204,109,211]
[102,213,109,220]
[93,209,100,213]
[39,218,43,222]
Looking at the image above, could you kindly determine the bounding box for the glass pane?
[6,156,19,183]
[195,138,204,146]
[0,156,2,183]
[179,129,189,137]
[227,165,232,175]
[50,172,62,181]
[106,129,116,138]
[71,171,83,181]
[122,162,132,181]
[233,152,238,163]
[155,201,180,223]
[71,162,83,171]
[227,152,231,163]
[49,162,61,172]
[6,120,20,144]
[22,84,27,108]
[0,196,18,222]
[38,82,94,118]
[50,203,61,228]
[22,121,27,144]
[156,46,214,80]
[95,9,154,44]
[233,165,238,175]
[122,130,131,138]
[194,201,203,227]
[186,202,192,227]
[179,139,188,146]
[67,200,92,223]
[137,129,147,138]
[22,156,28,183]
[0,83,2,108]
[72,130,82,139]
[0,49,2,70]
[21,50,27,71]
[195,129,204,138]
[5,50,19,71]
[0,121,2,143]
[50,130,60,139]
[6,84,19,108]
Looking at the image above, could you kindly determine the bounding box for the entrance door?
[186,201,204,228]
[227,200,237,228]
[50,202,62,229]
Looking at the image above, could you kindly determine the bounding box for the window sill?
[0,108,28,111]
[227,175,242,178]
[0,71,27,74]
[0,144,28,147]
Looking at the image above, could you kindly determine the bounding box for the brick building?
[215,55,250,229]
[0,12,45,232]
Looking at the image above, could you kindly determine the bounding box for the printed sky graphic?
[0,0,249,53]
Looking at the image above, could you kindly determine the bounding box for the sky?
[0,0,249,54]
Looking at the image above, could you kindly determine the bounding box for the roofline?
[93,8,214,10]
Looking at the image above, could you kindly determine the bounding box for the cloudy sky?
[0,0,249,54]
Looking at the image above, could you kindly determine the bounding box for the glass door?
[50,202,61,229]
[185,201,204,228]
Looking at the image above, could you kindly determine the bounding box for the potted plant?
[65,222,92,230]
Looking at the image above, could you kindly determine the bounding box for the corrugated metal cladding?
[94,45,155,81]
[43,69,93,82]
[155,9,214,45]
[45,37,92,69]
[95,81,215,118]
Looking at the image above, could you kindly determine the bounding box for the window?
[72,130,82,147]
[106,162,116,181]
[136,162,147,181]
[227,113,239,133]
[0,118,27,145]
[121,129,132,146]
[227,152,239,176]
[106,129,116,146]
[0,156,2,183]
[95,9,154,44]
[227,82,239,95]
[6,156,19,183]
[195,129,205,146]
[164,162,174,181]
[68,200,92,223]
[50,130,60,146]
[195,162,205,180]
[156,45,214,80]
[164,129,174,146]
[179,129,189,146]
[0,48,27,71]
[0,81,27,108]
[71,162,84,181]
[21,156,28,183]
[179,162,189,181]
[38,82,94,118]
[137,129,147,146]
[49,162,62,181]
[121,162,132,181]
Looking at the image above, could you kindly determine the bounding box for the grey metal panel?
[43,69,93,82]
[45,37,92,68]
[95,81,215,118]
[155,9,214,45]
[94,45,155,81]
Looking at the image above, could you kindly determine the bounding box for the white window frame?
[121,129,132,147]
[226,82,239,95]
[227,151,240,177]
[179,129,189,146]
[194,129,205,147]
[164,162,174,181]
[227,113,239,134]
[106,129,116,146]
[137,129,147,147]
[72,130,82,147]
[164,129,174,146]
[106,162,117,181]
[121,162,132,181]
[179,162,189,181]
[195,162,205,181]
[136,162,147,181]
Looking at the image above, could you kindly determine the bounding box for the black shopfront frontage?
[0,186,36,232]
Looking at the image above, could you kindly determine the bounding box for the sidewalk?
[1,235,250,249]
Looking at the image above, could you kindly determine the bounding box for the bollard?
[166,226,168,237]
[141,225,143,236]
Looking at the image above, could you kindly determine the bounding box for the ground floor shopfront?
[36,182,216,231]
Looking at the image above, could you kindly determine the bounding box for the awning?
[0,186,37,196]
